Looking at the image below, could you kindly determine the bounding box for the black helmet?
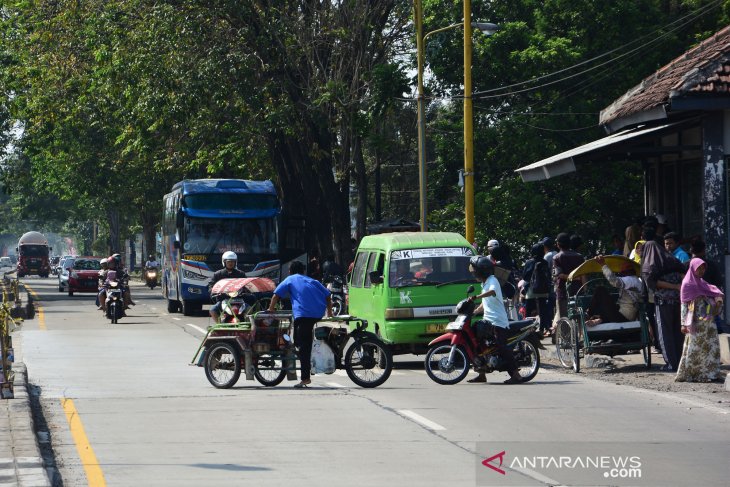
[469,255,493,279]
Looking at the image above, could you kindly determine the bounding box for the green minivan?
[348,232,478,355]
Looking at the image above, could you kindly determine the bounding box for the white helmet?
[221,251,237,265]
[100,258,108,265]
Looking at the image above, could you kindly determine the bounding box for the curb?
[0,363,51,487]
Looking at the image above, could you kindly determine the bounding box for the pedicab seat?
[586,320,641,332]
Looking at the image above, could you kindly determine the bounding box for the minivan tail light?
[385,308,414,319]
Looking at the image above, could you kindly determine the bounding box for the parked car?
[0,257,13,270]
[67,257,102,296]
[57,257,75,292]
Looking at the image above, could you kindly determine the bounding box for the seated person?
[586,255,644,326]
[414,259,433,279]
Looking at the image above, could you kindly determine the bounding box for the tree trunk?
[353,134,368,242]
[107,208,120,255]
[141,209,158,260]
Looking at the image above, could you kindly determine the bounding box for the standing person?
[208,251,246,322]
[664,232,690,264]
[690,239,723,287]
[610,234,624,256]
[552,233,584,329]
[676,258,724,382]
[466,256,523,385]
[521,244,552,337]
[307,252,322,281]
[641,233,685,371]
[624,217,643,257]
[541,236,557,326]
[267,260,332,388]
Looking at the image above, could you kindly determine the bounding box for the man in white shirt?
[145,255,159,269]
[467,256,523,384]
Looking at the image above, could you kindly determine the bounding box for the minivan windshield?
[388,248,477,288]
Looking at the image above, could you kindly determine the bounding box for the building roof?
[600,24,730,130]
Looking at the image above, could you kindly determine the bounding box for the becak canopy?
[211,277,276,297]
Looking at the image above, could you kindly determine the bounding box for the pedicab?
[554,256,652,373]
[191,276,393,388]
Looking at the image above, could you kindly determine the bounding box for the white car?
[0,257,12,269]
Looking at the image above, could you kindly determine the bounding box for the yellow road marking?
[23,284,46,331]
[62,398,107,487]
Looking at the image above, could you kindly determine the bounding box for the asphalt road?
[13,277,730,487]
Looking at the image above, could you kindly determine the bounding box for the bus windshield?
[184,194,278,211]
[183,218,278,255]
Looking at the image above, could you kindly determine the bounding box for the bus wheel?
[181,300,195,316]
[167,299,179,313]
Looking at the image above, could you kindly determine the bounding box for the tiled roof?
[600,25,730,127]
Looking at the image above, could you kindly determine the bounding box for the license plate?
[426,323,446,333]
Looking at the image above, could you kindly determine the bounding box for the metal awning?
[515,122,682,182]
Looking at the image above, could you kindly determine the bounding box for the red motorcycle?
[424,286,544,385]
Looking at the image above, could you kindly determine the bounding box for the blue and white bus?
[161,179,299,315]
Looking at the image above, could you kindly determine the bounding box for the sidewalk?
[538,335,730,407]
[0,363,51,487]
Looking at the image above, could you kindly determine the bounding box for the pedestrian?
[675,258,724,382]
[689,239,722,287]
[641,227,685,371]
[541,236,557,328]
[664,232,690,264]
[267,260,332,388]
[624,217,644,257]
[610,234,624,256]
[520,243,552,337]
[552,233,585,330]
[630,240,645,264]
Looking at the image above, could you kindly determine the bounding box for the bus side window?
[363,253,381,288]
[350,252,369,288]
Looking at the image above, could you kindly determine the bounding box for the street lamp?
[414,0,498,237]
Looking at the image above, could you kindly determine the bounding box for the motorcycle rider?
[96,258,108,310]
[321,254,344,283]
[107,254,135,309]
[467,256,523,385]
[144,254,159,285]
[208,251,246,322]
[145,254,159,269]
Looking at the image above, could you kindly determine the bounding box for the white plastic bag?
[311,339,336,375]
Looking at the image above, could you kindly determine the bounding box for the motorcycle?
[325,274,347,316]
[103,270,126,324]
[144,266,158,289]
[424,285,545,385]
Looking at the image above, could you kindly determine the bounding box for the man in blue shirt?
[664,232,690,263]
[267,260,332,388]
[467,256,523,385]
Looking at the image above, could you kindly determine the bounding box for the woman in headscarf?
[630,240,645,264]
[641,227,686,371]
[675,258,724,382]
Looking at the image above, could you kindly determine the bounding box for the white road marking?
[183,323,207,334]
[396,409,446,431]
[326,382,347,388]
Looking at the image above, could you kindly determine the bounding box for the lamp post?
[414,0,497,237]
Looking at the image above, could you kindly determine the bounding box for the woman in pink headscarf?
[675,258,724,382]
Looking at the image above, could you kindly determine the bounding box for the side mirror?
[466,285,475,294]
[173,241,181,249]
[176,208,184,229]
[369,271,383,285]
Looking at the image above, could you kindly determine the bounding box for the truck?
[16,232,51,277]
